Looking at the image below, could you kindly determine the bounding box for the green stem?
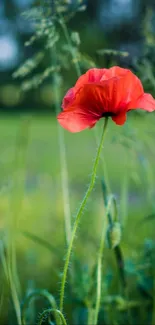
[8,265,22,325]
[48,13,72,246]
[0,241,22,325]
[114,246,126,290]
[38,309,67,325]
[21,290,59,325]
[59,117,109,313]
[152,290,155,324]
[54,77,72,245]
[9,117,30,281]
[87,307,95,325]
[58,125,72,245]
[94,197,113,325]
[94,127,111,195]
[59,17,81,77]
[101,184,126,290]
[151,248,155,325]
[51,43,72,246]
[7,117,30,325]
[120,165,129,226]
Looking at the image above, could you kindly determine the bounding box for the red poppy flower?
[57,66,155,132]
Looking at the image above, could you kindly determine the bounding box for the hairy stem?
[21,290,59,325]
[38,309,67,325]
[60,118,108,313]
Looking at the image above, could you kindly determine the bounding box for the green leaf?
[20,230,60,255]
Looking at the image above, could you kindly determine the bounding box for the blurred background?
[1,0,155,110]
[0,1,155,324]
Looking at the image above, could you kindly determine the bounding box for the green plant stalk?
[8,264,22,325]
[101,182,126,290]
[9,117,30,274]
[151,251,155,325]
[52,46,72,246]
[152,295,155,324]
[59,17,81,77]
[60,117,108,313]
[58,124,72,245]
[114,246,126,290]
[94,197,112,325]
[7,117,31,325]
[20,229,60,254]
[38,309,67,325]
[94,127,111,194]
[87,307,95,325]
[0,285,4,316]
[120,165,129,226]
[0,241,21,325]
[21,290,59,325]
[54,81,72,245]
[0,242,9,282]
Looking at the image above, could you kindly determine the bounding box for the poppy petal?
[75,68,106,90]
[72,79,127,116]
[97,71,143,114]
[57,107,99,132]
[62,69,106,109]
[62,88,75,109]
[101,66,129,81]
[112,113,127,125]
[135,93,155,112]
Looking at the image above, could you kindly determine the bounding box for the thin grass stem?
[94,196,113,325]
[52,50,72,246]
[0,241,21,325]
[59,16,81,77]
[7,117,30,325]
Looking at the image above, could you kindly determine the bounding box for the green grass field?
[0,113,155,324]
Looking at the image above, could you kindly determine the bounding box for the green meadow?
[0,113,154,324]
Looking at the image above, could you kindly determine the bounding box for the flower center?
[101,112,115,117]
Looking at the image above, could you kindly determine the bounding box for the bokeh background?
[1,0,155,110]
[0,1,155,324]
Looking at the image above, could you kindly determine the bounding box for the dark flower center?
[101,112,115,117]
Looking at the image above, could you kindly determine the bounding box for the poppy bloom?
[57,66,155,132]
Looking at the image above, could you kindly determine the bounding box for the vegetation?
[0,1,155,324]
